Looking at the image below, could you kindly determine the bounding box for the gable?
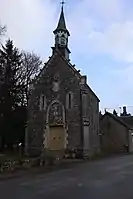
[29,49,99,104]
[32,50,81,87]
[28,51,83,104]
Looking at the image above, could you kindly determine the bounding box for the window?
[39,95,42,111]
[55,35,59,44]
[42,95,45,109]
[82,93,88,117]
[39,94,47,111]
[61,37,66,45]
[68,93,72,109]
[66,92,73,109]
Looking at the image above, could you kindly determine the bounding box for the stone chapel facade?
[26,6,100,158]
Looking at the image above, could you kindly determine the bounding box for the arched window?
[82,93,88,117]
[68,93,72,108]
[61,35,66,45]
[66,92,73,109]
[39,94,47,111]
[55,35,59,43]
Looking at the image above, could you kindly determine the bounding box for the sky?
[0,0,133,115]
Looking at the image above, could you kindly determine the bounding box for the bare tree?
[17,51,42,106]
[0,23,6,43]
[0,25,6,36]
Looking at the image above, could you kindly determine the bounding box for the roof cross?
[60,0,65,7]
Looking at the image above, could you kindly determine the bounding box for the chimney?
[123,106,127,115]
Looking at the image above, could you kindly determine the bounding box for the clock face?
[52,81,60,92]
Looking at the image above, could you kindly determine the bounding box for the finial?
[60,0,65,8]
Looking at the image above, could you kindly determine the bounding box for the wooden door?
[48,126,65,150]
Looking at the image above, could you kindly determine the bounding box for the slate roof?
[100,111,131,129]
[120,116,133,128]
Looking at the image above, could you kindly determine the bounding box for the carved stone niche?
[54,72,59,81]
[48,102,63,125]
[52,82,60,92]
[52,73,60,92]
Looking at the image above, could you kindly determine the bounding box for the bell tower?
[52,1,71,60]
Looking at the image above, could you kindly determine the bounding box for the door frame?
[44,100,68,149]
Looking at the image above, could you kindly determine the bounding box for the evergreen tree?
[0,40,41,151]
[0,39,22,149]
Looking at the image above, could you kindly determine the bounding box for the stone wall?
[27,54,82,155]
[100,115,129,154]
[81,86,100,156]
[27,52,100,157]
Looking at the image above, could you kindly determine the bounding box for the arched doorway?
[44,100,68,157]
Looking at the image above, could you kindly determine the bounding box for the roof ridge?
[103,111,131,129]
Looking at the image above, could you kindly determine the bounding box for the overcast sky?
[0,0,133,114]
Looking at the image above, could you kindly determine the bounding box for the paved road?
[1,155,133,199]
